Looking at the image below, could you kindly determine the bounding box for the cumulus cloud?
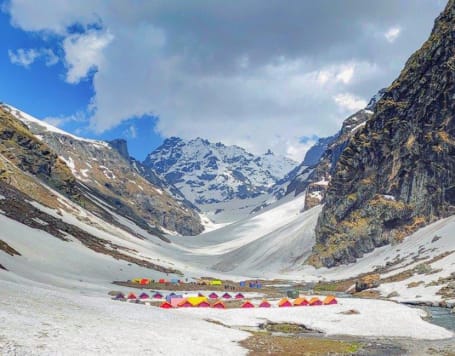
[8,47,59,68]
[333,93,368,112]
[5,0,446,160]
[63,30,113,84]
[384,26,401,43]
[8,48,39,67]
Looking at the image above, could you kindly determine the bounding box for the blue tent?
[239,281,246,287]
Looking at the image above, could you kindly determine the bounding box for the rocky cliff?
[310,0,455,267]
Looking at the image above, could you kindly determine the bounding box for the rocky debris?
[311,1,455,267]
[386,292,400,298]
[0,240,21,256]
[355,274,380,292]
[108,139,130,160]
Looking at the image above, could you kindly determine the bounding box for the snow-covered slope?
[143,137,297,208]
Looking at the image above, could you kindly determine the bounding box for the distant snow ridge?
[144,137,298,206]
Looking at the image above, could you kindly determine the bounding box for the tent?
[293,297,309,306]
[210,280,222,286]
[278,298,292,307]
[160,301,172,309]
[239,281,246,287]
[222,293,232,299]
[187,297,208,307]
[178,299,193,308]
[241,300,255,308]
[153,292,163,299]
[235,293,245,299]
[198,292,206,297]
[208,292,219,299]
[212,301,226,309]
[114,292,125,300]
[166,292,177,302]
[259,300,271,308]
[309,297,323,306]
[127,292,137,300]
[131,278,142,284]
[158,278,168,284]
[171,278,179,284]
[140,278,150,285]
[197,301,211,308]
[170,298,186,308]
[323,295,338,305]
[139,292,150,299]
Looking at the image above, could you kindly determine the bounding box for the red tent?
[212,301,226,309]
[197,301,211,308]
[323,295,338,305]
[140,278,149,285]
[235,293,245,299]
[309,297,323,306]
[127,292,137,300]
[160,301,172,309]
[178,300,193,308]
[208,292,219,299]
[259,300,271,308]
[278,298,292,307]
[241,301,255,308]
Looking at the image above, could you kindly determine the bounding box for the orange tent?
[309,297,323,306]
[160,301,172,309]
[278,298,292,307]
[140,278,150,285]
[178,300,193,308]
[259,300,271,308]
[241,300,255,308]
[293,297,309,306]
[212,301,226,309]
[323,295,338,305]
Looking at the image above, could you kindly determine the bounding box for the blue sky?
[0,0,446,161]
[0,8,163,160]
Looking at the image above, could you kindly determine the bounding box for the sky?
[0,0,447,161]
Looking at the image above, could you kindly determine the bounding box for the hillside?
[3,105,203,236]
[310,0,455,267]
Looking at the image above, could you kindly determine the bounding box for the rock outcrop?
[310,0,455,267]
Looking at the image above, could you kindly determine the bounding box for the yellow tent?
[210,280,222,286]
[187,296,208,306]
[131,278,142,284]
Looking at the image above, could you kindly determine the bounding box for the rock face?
[311,1,455,267]
[285,109,373,208]
[4,105,203,236]
[143,137,297,207]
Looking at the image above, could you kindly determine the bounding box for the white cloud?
[8,48,39,67]
[124,125,137,139]
[43,111,87,128]
[385,26,401,43]
[8,48,59,68]
[5,1,442,161]
[333,93,367,112]
[63,30,113,84]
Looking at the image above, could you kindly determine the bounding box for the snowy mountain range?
[143,137,298,207]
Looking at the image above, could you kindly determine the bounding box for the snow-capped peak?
[143,137,298,207]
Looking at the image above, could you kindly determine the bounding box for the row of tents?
[114,291,248,300]
[159,296,337,309]
[131,278,181,285]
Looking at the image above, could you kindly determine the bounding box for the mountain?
[143,137,298,207]
[2,105,203,236]
[285,108,374,210]
[310,0,455,267]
